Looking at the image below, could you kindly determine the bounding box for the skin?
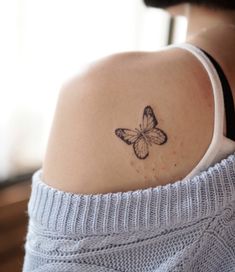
[42,4,235,194]
[169,4,235,89]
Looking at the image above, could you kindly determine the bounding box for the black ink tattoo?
[115,105,167,159]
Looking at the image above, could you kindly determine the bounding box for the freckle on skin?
[130,161,134,166]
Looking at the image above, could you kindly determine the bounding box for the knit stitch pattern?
[23,153,235,271]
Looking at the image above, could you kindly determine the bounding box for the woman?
[23,1,235,271]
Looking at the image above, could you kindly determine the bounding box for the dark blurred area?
[0,176,31,271]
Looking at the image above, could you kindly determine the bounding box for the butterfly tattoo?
[115,105,167,159]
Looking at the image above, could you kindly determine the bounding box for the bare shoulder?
[42,48,214,194]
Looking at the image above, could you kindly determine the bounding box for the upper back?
[42,43,233,194]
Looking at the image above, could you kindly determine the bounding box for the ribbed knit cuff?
[28,153,235,236]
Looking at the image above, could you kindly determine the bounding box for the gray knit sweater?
[23,153,235,272]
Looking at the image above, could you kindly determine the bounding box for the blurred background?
[0,0,187,271]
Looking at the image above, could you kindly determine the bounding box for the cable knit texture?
[23,153,235,272]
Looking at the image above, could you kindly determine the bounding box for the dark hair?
[143,0,235,10]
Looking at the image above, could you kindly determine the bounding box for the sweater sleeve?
[22,153,235,272]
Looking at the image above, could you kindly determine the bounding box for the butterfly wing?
[145,128,167,145]
[133,136,149,159]
[142,105,158,131]
[115,128,139,145]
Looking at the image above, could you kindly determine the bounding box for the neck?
[178,4,235,91]
[184,4,235,38]
[166,4,235,92]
